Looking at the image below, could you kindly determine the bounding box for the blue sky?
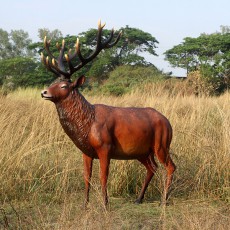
[1,0,230,76]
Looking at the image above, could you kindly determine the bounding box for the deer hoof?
[134,199,142,204]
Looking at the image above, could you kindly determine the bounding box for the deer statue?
[41,20,176,206]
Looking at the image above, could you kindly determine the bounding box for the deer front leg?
[98,148,111,206]
[83,154,93,208]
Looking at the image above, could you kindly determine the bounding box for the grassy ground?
[0,86,229,229]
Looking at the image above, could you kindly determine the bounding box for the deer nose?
[41,90,47,98]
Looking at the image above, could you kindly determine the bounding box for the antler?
[41,20,122,79]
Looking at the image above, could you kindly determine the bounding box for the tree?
[31,26,159,81]
[0,29,33,59]
[0,57,55,87]
[0,29,40,87]
[10,30,34,57]
[79,25,159,78]
[164,29,230,94]
[0,29,12,59]
[37,28,63,41]
[0,29,42,87]
[118,25,158,61]
[220,25,230,34]
[165,30,230,74]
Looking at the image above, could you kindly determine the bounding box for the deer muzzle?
[41,90,52,100]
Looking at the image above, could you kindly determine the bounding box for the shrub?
[100,65,165,96]
[187,70,230,96]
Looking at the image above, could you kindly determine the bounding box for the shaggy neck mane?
[55,89,95,153]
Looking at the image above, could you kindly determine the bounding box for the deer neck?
[55,90,95,153]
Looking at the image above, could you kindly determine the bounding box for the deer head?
[41,75,86,102]
[41,20,121,103]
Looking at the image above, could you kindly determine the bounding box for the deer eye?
[60,84,68,89]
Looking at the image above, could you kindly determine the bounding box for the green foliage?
[0,57,55,88]
[0,29,11,59]
[0,29,49,89]
[165,29,230,94]
[83,25,158,78]
[30,26,159,81]
[37,28,63,41]
[201,69,230,95]
[0,29,33,59]
[2,24,229,95]
[100,65,164,96]
[0,25,160,89]
[118,25,158,56]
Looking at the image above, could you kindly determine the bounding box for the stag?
[41,21,176,206]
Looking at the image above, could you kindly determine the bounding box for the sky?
[1,0,230,76]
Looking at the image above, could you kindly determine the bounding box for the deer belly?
[112,128,152,159]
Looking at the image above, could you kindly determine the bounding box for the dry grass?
[0,85,229,229]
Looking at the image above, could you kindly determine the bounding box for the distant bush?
[99,65,165,96]
[186,70,230,96]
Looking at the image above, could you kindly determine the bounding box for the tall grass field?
[0,85,229,229]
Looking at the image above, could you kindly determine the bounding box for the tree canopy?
[0,29,34,59]
[30,26,159,80]
[164,32,230,75]
[164,27,230,94]
[0,26,160,89]
[1,25,230,95]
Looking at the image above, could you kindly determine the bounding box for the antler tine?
[44,36,56,60]
[69,20,106,67]
[41,53,60,76]
[104,30,122,48]
[50,57,72,78]
[65,54,75,74]
[97,19,105,48]
[66,38,78,61]
[72,21,121,72]
[56,42,61,51]
[65,38,84,74]
[76,38,84,62]
[42,36,70,78]
[57,39,67,73]
[66,19,105,64]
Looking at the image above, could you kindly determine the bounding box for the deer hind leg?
[98,149,111,207]
[83,154,93,208]
[155,147,176,205]
[135,155,158,204]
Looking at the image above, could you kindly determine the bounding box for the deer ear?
[72,75,86,88]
